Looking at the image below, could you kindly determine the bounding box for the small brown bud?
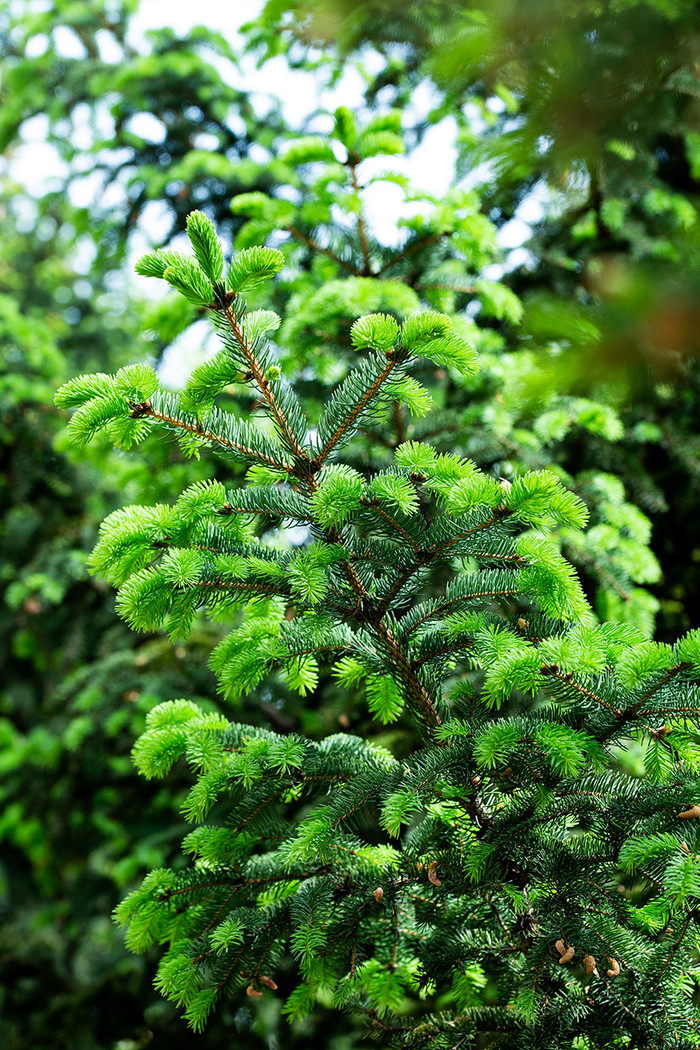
[428,862,442,887]
[260,975,278,990]
[606,957,621,977]
[555,938,566,956]
[373,887,384,902]
[559,946,575,965]
[246,985,263,998]
[678,805,700,819]
[583,954,598,975]
[681,841,690,852]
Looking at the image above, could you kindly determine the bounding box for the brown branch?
[392,399,407,446]
[405,588,521,638]
[565,547,631,602]
[390,902,400,969]
[348,161,372,275]
[133,400,293,471]
[316,355,399,465]
[159,878,237,902]
[195,578,279,598]
[360,498,420,552]
[331,787,381,829]
[604,663,692,739]
[375,553,431,619]
[230,787,286,835]
[329,539,443,741]
[435,508,514,549]
[376,507,516,615]
[372,619,442,737]
[377,231,446,275]
[540,665,623,716]
[224,503,312,522]
[413,637,476,669]
[652,911,695,986]
[287,224,360,273]
[222,303,310,466]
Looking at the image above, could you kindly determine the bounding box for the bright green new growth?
[226,105,663,638]
[56,214,700,1047]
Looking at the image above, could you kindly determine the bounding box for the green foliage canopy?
[56,211,700,1047]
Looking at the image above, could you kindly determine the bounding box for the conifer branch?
[158,878,238,901]
[652,911,695,986]
[230,788,286,835]
[371,511,517,619]
[316,355,400,465]
[378,231,446,275]
[609,662,692,734]
[334,786,376,823]
[328,540,443,736]
[372,619,442,736]
[375,553,432,619]
[130,399,292,471]
[540,665,623,716]
[348,160,373,276]
[404,587,522,636]
[413,638,474,669]
[640,703,700,717]
[433,508,514,552]
[287,225,360,273]
[61,206,700,1042]
[571,548,632,602]
[392,400,407,445]
[220,302,312,470]
[361,499,420,551]
[195,578,280,598]
[222,501,312,523]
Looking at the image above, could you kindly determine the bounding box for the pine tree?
[55,210,700,1047]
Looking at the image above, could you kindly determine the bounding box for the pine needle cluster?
[56,211,700,1048]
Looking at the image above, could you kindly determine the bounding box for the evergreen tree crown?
[56,209,700,1047]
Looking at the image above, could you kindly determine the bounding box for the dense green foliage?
[246,0,700,639]
[224,106,664,635]
[57,212,700,1047]
[0,5,287,1046]
[3,1,700,1047]
[0,187,231,1048]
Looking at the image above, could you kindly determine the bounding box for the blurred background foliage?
[1,0,699,1046]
